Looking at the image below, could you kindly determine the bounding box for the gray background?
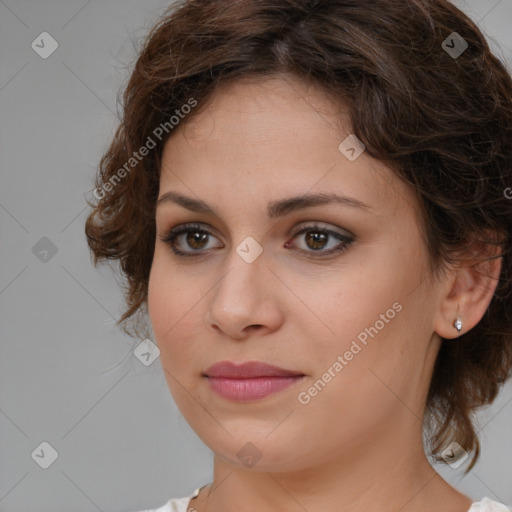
[0,1,511,511]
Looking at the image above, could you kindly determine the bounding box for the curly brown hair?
[85,0,512,473]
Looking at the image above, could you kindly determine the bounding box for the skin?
[147,74,501,512]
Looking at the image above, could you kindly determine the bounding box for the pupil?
[306,231,327,250]
[188,231,208,249]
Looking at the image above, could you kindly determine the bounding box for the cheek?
[294,250,417,399]
[147,258,204,364]
[304,265,404,346]
[299,270,429,429]
[147,260,169,336]
[147,258,184,348]
[293,298,410,436]
[147,260,209,418]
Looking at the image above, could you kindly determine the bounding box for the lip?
[203,361,304,378]
[203,361,305,402]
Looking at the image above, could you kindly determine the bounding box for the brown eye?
[159,223,222,256]
[304,231,329,250]
[286,223,354,257]
[159,222,354,259]
[185,230,209,250]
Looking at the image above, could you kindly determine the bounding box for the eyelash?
[158,222,354,259]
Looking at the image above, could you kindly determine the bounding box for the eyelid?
[159,220,354,258]
[159,220,351,243]
[289,220,354,239]
[286,223,354,255]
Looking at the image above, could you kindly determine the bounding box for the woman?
[85,0,512,511]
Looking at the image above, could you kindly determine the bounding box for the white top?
[135,484,512,512]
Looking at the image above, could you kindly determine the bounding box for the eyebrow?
[157,191,371,218]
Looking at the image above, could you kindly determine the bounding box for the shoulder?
[468,497,511,512]
[134,495,192,512]
[133,484,206,512]
[134,492,512,512]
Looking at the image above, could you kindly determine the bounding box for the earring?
[454,318,462,333]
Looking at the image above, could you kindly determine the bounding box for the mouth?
[203,360,306,402]
[203,360,305,378]
[204,375,305,401]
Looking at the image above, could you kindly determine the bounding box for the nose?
[204,250,284,340]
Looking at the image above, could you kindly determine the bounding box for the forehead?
[180,75,344,145]
[158,76,420,227]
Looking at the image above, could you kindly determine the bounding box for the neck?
[193,416,472,512]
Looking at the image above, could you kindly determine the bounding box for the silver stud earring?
[454,318,462,333]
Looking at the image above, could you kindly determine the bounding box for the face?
[147,75,443,473]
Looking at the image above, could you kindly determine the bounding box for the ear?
[433,235,503,339]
